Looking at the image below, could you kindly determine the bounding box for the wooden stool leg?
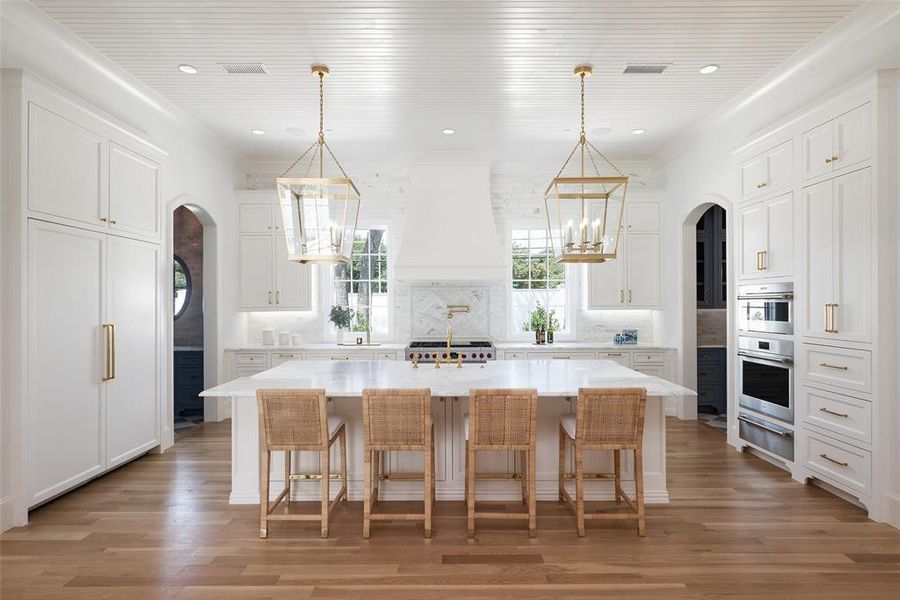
[558,425,566,503]
[363,449,372,539]
[635,448,645,537]
[320,446,330,539]
[575,445,585,537]
[614,449,622,504]
[339,427,348,504]
[430,424,436,507]
[372,451,380,505]
[259,449,270,539]
[466,441,476,538]
[528,447,537,538]
[424,446,433,539]
[284,450,292,503]
[520,451,528,506]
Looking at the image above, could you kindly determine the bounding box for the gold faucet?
[412,353,419,369]
[434,355,442,369]
[446,324,452,351]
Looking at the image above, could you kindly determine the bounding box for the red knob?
[487,353,492,358]
[442,353,448,359]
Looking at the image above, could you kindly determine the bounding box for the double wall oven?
[737,283,795,461]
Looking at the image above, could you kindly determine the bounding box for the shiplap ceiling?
[32,0,866,161]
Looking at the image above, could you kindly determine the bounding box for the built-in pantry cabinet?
[4,71,166,510]
[731,70,896,522]
[739,140,792,201]
[237,192,312,311]
[587,200,661,309]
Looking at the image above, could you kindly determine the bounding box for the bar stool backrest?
[468,388,539,450]
[576,387,647,449]
[362,388,431,450]
[257,388,328,451]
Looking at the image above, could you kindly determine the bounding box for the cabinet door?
[239,203,274,234]
[106,236,160,467]
[832,169,871,343]
[801,121,834,180]
[833,104,870,171]
[108,143,160,238]
[625,233,659,307]
[274,233,311,309]
[801,180,835,338]
[626,202,659,232]
[27,103,106,226]
[764,192,793,277]
[737,201,766,279]
[765,141,793,193]
[587,259,624,308]
[739,154,766,199]
[239,235,274,309]
[27,221,106,506]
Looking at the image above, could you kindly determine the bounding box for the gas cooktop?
[404,340,496,362]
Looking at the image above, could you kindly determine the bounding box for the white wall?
[0,2,246,530]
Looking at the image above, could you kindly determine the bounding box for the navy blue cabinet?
[174,350,204,418]
[697,347,727,414]
[696,206,727,309]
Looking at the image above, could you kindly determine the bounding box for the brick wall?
[173,206,204,347]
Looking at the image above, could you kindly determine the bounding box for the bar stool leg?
[635,448,645,537]
[528,446,537,538]
[339,427,348,504]
[520,451,528,506]
[613,449,622,504]
[424,446,433,539]
[430,424,436,507]
[320,446,330,539]
[575,445,585,537]
[363,449,372,539]
[466,440,476,538]
[372,451,381,505]
[259,449,270,539]
[558,425,566,503]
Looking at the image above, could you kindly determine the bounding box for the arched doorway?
[681,196,737,447]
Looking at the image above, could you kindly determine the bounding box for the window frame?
[173,255,191,321]
[330,227,391,336]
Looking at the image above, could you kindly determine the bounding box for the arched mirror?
[173,256,191,320]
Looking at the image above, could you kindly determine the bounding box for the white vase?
[335,329,344,344]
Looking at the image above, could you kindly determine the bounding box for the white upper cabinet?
[27,103,105,226]
[739,141,792,200]
[624,233,660,306]
[800,169,871,343]
[626,202,660,232]
[801,103,871,181]
[106,236,160,467]
[737,192,793,280]
[108,143,160,238]
[238,194,312,311]
[587,259,625,307]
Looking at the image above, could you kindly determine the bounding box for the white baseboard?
[0,495,25,533]
[886,493,900,530]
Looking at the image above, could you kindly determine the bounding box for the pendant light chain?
[579,72,586,141]
[318,70,325,143]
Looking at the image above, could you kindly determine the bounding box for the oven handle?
[738,415,793,437]
[737,294,794,301]
[737,350,794,365]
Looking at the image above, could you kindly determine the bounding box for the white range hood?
[395,153,506,281]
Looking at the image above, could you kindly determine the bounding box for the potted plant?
[547,309,560,344]
[525,302,548,344]
[329,305,354,344]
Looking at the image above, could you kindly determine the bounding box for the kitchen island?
[200,359,695,505]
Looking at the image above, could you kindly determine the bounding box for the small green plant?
[329,305,354,330]
[548,309,560,332]
[523,302,548,332]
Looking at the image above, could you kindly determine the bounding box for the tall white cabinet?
[4,72,165,513]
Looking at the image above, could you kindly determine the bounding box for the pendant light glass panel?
[277,178,360,264]
[544,176,627,263]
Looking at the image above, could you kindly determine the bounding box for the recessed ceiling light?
[178,64,198,74]
[632,128,646,135]
[441,128,456,135]
[699,64,719,74]
[251,129,265,135]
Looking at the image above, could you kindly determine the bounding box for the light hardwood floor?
[2,419,899,599]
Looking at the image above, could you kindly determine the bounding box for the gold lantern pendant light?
[276,65,360,264]
[545,65,628,263]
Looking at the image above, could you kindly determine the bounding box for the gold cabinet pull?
[619,290,624,303]
[100,217,108,223]
[268,291,273,305]
[824,303,830,332]
[831,155,839,162]
[819,362,848,371]
[824,157,833,164]
[829,303,838,333]
[819,407,849,418]
[276,290,280,304]
[756,250,767,271]
[824,303,839,333]
[102,324,113,381]
[110,219,117,225]
[628,289,632,303]
[757,182,768,189]
[819,453,848,467]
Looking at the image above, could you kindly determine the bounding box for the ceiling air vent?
[220,63,270,75]
[622,64,669,75]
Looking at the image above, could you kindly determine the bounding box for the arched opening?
[680,196,737,447]
[163,199,220,450]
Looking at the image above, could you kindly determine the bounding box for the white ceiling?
[31,0,866,162]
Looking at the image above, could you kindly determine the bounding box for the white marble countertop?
[494,341,673,351]
[226,342,407,352]
[201,359,695,399]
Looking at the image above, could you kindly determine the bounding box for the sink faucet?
[446,324,452,351]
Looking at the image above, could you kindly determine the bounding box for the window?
[333,229,388,333]
[173,256,191,320]
[511,229,567,332]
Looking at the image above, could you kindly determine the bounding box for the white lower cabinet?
[803,430,872,497]
[27,220,160,507]
[597,351,631,368]
[801,386,871,446]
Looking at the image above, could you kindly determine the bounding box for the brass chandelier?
[276,65,360,264]
[544,65,628,263]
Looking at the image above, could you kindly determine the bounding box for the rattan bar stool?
[361,388,435,539]
[466,388,539,538]
[558,387,647,537]
[257,388,347,539]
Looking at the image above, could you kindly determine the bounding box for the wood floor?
[3,419,899,599]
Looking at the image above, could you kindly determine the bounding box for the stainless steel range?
[404,340,496,363]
